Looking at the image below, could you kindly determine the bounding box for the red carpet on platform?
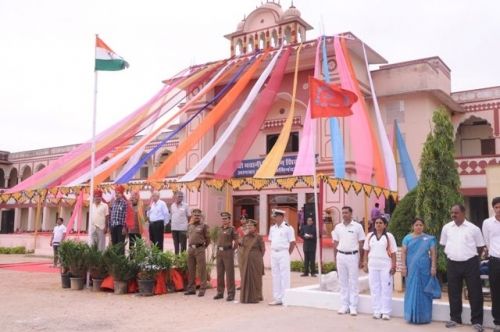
[0,262,58,273]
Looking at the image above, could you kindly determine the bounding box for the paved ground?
[0,255,463,332]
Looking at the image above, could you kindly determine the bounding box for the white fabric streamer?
[180,47,283,182]
[361,42,398,191]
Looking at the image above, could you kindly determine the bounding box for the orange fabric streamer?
[149,51,269,181]
[341,38,387,188]
[92,61,231,185]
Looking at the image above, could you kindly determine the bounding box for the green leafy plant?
[59,240,89,278]
[415,108,463,274]
[130,239,162,280]
[87,245,107,279]
[174,251,188,273]
[388,188,418,245]
[158,251,175,271]
[290,260,336,273]
[0,246,26,254]
[103,243,138,282]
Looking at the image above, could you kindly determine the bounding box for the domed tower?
[224,1,313,57]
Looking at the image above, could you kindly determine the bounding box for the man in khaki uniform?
[184,209,210,297]
[213,212,238,301]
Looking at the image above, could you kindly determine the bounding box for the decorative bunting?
[362,184,374,196]
[276,177,298,191]
[373,187,383,198]
[352,182,363,195]
[340,180,352,193]
[206,179,226,191]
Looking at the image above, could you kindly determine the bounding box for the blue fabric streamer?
[395,121,418,190]
[322,36,345,178]
[114,55,257,184]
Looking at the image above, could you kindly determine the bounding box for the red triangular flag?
[309,76,357,118]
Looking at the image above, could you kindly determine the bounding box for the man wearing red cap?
[90,189,109,251]
[109,185,128,253]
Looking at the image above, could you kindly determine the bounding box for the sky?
[1,0,499,152]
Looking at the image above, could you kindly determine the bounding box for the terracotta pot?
[61,273,71,289]
[113,280,127,295]
[138,279,155,296]
[92,278,104,292]
[70,277,84,290]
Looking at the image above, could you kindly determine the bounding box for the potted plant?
[58,240,72,288]
[205,226,220,282]
[173,251,189,290]
[87,245,107,292]
[67,241,89,290]
[103,243,137,294]
[130,239,160,296]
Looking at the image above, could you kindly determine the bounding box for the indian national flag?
[95,36,129,71]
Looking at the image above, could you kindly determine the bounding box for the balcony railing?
[455,154,500,175]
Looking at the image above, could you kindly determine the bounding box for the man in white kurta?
[90,190,109,251]
[268,209,295,305]
[332,206,365,316]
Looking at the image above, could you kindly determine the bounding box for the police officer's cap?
[220,212,231,219]
[271,208,285,217]
[246,219,258,226]
[192,208,202,216]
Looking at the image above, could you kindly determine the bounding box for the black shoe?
[226,296,234,301]
[198,291,205,297]
[311,274,317,277]
[300,273,309,277]
[213,294,223,300]
[236,286,241,290]
[184,291,196,295]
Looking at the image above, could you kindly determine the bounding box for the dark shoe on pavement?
[300,274,309,277]
[472,324,484,332]
[184,291,196,295]
[226,296,234,301]
[236,286,241,290]
[198,291,205,297]
[311,274,317,277]
[213,294,223,300]
[493,325,500,332]
[445,321,458,328]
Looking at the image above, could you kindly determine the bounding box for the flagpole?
[87,34,99,288]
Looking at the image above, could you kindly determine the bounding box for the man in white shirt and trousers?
[170,191,191,254]
[268,209,296,306]
[147,191,170,251]
[332,206,365,316]
[440,204,485,332]
[482,197,500,332]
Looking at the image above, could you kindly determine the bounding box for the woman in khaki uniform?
[239,219,265,303]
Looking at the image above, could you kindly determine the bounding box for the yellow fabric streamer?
[254,44,303,178]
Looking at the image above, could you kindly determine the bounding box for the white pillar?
[297,191,306,211]
[14,208,21,232]
[259,193,268,236]
[27,207,35,231]
[42,206,50,231]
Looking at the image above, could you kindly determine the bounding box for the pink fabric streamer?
[333,37,374,184]
[65,191,84,236]
[215,47,292,178]
[293,38,321,176]
[7,67,190,192]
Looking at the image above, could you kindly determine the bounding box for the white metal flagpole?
[87,34,99,287]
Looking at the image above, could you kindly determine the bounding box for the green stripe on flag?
[95,59,129,71]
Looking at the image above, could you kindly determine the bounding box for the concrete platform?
[284,284,495,329]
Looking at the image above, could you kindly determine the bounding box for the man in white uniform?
[268,209,295,305]
[332,206,365,316]
[90,189,109,251]
[483,197,500,332]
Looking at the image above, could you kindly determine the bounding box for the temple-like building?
[1,1,499,244]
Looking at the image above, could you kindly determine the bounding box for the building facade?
[1,2,499,238]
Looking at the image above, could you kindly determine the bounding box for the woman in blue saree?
[401,218,437,324]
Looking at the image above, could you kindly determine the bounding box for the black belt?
[190,243,205,249]
[218,246,233,251]
[338,250,358,255]
[490,256,500,261]
[150,220,163,223]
